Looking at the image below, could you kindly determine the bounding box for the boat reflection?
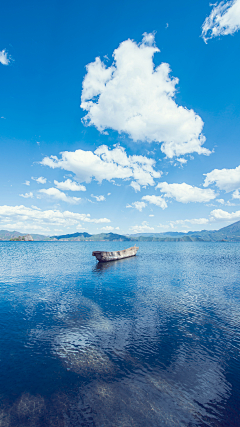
[93,254,138,273]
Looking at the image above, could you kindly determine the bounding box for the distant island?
[1,220,240,242]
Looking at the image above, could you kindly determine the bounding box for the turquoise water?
[0,241,240,426]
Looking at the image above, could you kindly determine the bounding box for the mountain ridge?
[1,220,240,242]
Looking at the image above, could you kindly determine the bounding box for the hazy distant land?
[1,220,240,242]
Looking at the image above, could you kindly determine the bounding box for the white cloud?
[39,188,81,204]
[130,181,141,192]
[176,157,187,164]
[2,222,51,233]
[91,194,106,201]
[41,145,161,187]
[0,205,111,232]
[130,221,154,233]
[204,165,240,192]
[171,218,209,226]
[202,0,240,42]
[101,226,115,231]
[24,180,30,186]
[142,195,168,209]
[81,33,210,158]
[232,189,240,199]
[32,176,47,184]
[19,192,33,199]
[76,224,86,230]
[210,208,240,221]
[132,201,146,212]
[156,182,216,203]
[0,49,11,65]
[149,214,154,217]
[216,198,225,204]
[157,223,173,229]
[54,179,86,192]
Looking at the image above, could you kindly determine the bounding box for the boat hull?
[92,246,139,262]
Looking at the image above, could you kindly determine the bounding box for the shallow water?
[0,241,240,426]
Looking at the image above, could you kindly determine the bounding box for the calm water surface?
[0,242,240,426]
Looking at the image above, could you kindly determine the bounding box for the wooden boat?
[92,245,139,262]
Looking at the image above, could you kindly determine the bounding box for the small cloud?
[132,201,146,212]
[142,195,168,209]
[91,194,106,202]
[216,198,225,205]
[232,189,240,200]
[107,193,111,196]
[201,0,240,42]
[0,49,12,65]
[166,23,169,28]
[31,205,41,210]
[54,179,86,192]
[1,116,6,119]
[39,188,81,204]
[130,221,154,233]
[32,176,47,184]
[36,141,40,145]
[24,180,30,186]
[19,192,33,199]
[115,226,120,230]
[176,157,187,165]
[157,223,172,229]
[149,214,154,217]
[130,181,141,192]
[157,182,216,203]
[76,224,86,230]
[101,225,114,231]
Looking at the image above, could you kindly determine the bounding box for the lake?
[0,241,240,426]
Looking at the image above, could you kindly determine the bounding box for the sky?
[1,0,240,236]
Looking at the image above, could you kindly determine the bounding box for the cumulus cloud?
[210,208,240,220]
[0,49,11,65]
[204,165,240,192]
[41,145,161,187]
[101,226,115,231]
[202,0,240,42]
[156,182,216,203]
[142,195,168,209]
[54,179,86,192]
[91,194,106,201]
[0,205,111,232]
[24,180,30,186]
[39,188,81,204]
[171,218,209,226]
[232,189,240,199]
[130,181,141,192]
[130,221,154,233]
[131,201,146,212]
[32,176,47,184]
[19,192,33,199]
[80,33,210,158]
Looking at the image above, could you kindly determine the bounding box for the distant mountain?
[2,220,240,242]
[50,232,92,241]
[85,232,131,242]
[0,230,47,241]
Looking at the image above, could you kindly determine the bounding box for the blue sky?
[1,0,240,235]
